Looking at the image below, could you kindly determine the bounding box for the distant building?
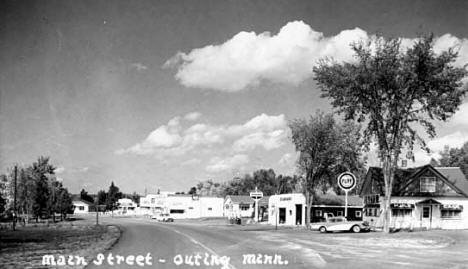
[224,195,269,220]
[268,193,305,226]
[310,194,364,222]
[139,193,224,219]
[268,193,364,226]
[361,165,468,230]
[117,198,137,214]
[72,199,93,214]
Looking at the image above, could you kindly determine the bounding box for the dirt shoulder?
[0,221,121,269]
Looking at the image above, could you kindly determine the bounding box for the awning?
[415,198,442,205]
[441,204,463,210]
[391,203,415,209]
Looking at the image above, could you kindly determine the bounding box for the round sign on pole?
[337,172,357,191]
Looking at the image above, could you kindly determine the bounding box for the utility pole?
[13,165,17,231]
[95,199,99,226]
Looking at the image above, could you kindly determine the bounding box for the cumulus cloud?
[205,154,249,173]
[130,62,148,71]
[184,112,202,121]
[165,21,468,92]
[116,113,288,157]
[55,166,65,174]
[181,158,202,166]
[450,102,468,126]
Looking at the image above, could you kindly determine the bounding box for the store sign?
[337,172,357,191]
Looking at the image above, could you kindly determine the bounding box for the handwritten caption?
[42,252,289,268]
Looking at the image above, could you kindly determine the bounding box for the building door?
[279,208,286,224]
[421,205,432,229]
[295,204,302,225]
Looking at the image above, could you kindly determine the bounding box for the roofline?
[397,165,468,197]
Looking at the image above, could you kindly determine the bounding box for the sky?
[1,0,468,194]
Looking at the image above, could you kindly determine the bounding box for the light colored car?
[310,216,370,233]
[151,213,174,222]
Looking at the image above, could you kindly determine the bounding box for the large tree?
[289,112,365,228]
[105,182,122,211]
[313,35,468,232]
[80,189,94,204]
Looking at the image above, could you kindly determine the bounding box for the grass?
[0,221,121,269]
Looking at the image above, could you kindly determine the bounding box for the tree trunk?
[382,154,395,233]
[305,190,313,229]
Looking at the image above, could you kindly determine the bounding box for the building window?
[315,210,322,217]
[208,207,212,211]
[151,198,155,203]
[441,209,461,218]
[78,206,85,211]
[240,205,250,211]
[337,211,343,216]
[392,209,412,217]
[365,208,380,217]
[420,177,436,193]
[188,207,194,210]
[170,209,184,214]
[355,211,362,218]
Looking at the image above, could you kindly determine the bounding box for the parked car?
[151,213,174,222]
[310,216,370,233]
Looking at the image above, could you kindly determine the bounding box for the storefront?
[268,193,306,226]
[361,165,468,230]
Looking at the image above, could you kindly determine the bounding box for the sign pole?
[250,187,263,223]
[345,191,348,218]
[337,172,357,220]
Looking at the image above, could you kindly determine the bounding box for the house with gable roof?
[360,164,468,230]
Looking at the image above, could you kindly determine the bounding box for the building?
[311,194,364,222]
[139,193,224,219]
[224,195,269,220]
[117,198,138,214]
[139,194,167,215]
[72,199,93,214]
[268,193,306,226]
[268,193,364,226]
[360,165,468,230]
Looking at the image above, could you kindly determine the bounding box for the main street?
[87,217,313,269]
[86,217,468,269]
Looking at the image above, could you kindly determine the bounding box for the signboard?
[337,172,357,218]
[249,192,263,199]
[337,172,357,191]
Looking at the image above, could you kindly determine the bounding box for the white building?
[361,165,468,230]
[268,193,306,226]
[117,198,138,214]
[139,193,224,219]
[72,199,93,214]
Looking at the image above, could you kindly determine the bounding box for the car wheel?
[352,225,361,233]
[319,226,327,233]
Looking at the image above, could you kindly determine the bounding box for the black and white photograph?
[1,0,468,268]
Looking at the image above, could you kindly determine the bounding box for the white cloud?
[55,166,65,174]
[184,112,202,121]
[205,154,249,173]
[450,102,468,126]
[130,62,148,71]
[165,21,468,92]
[233,129,287,152]
[116,113,289,157]
[405,131,468,166]
[181,158,201,166]
[278,153,293,166]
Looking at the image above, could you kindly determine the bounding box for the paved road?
[86,217,468,269]
[87,218,312,269]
